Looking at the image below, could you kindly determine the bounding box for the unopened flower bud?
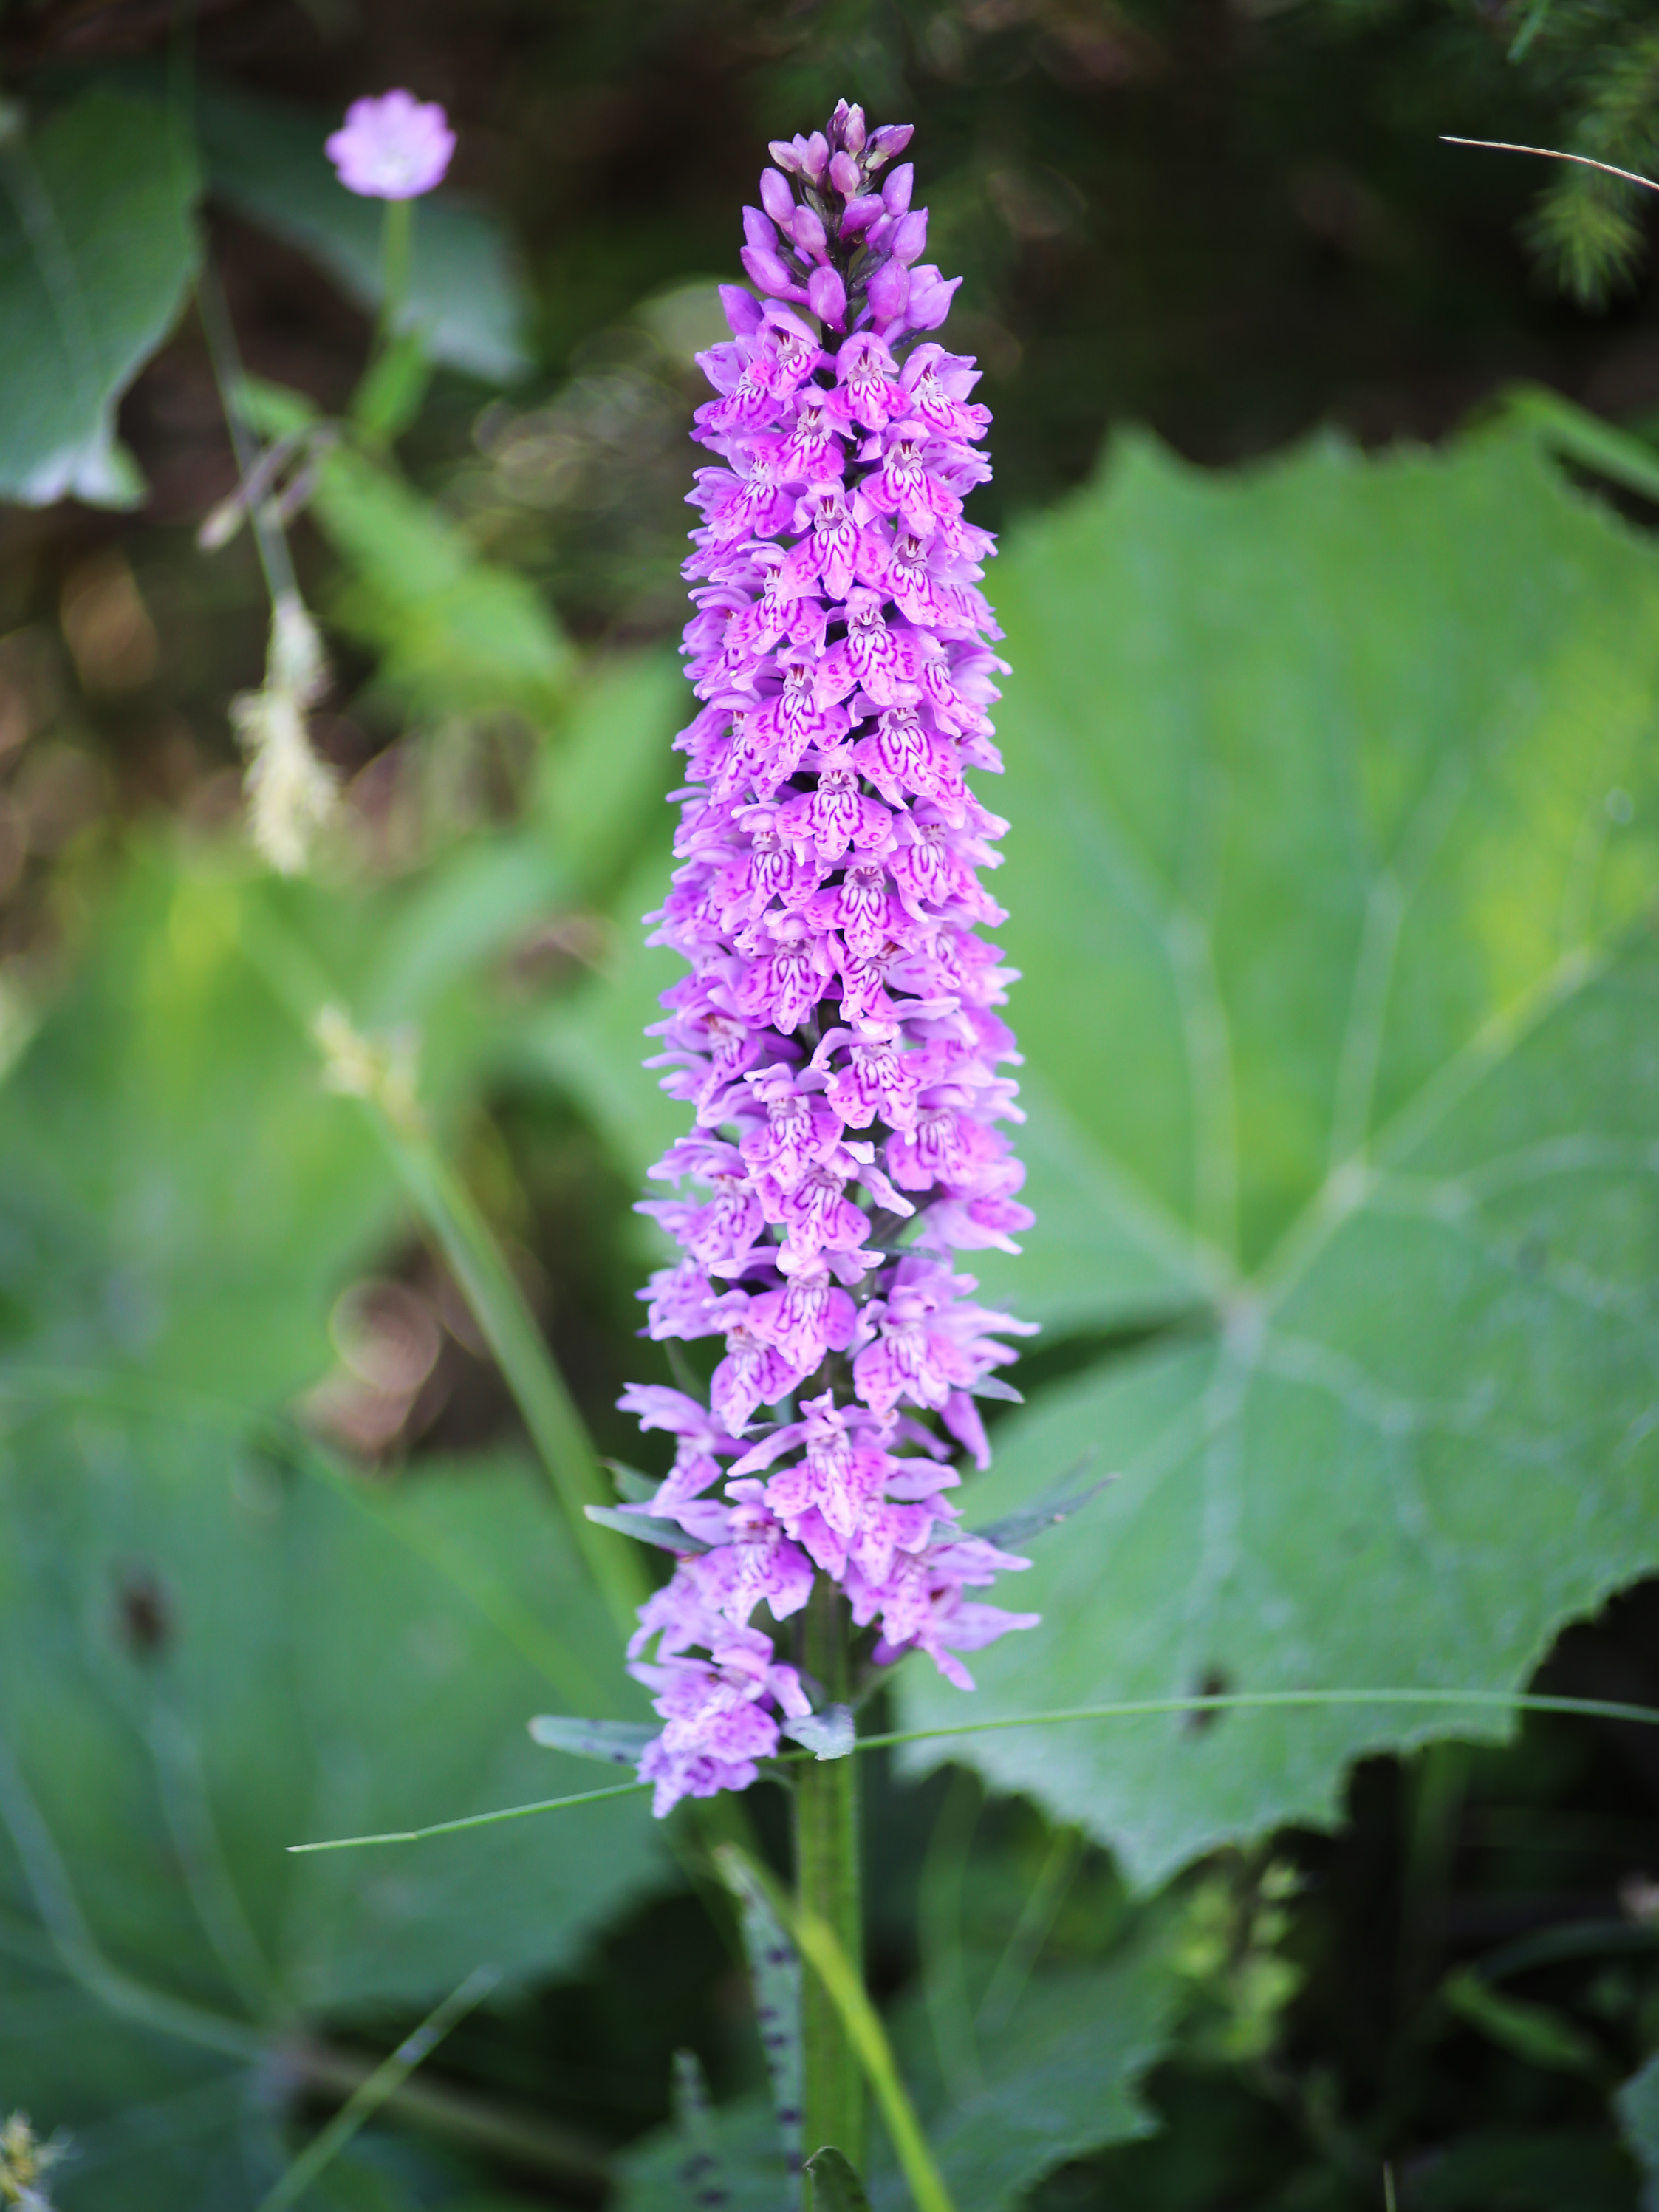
[829,150,861,198]
[769,139,802,174]
[891,208,928,266]
[800,130,829,182]
[792,203,829,262]
[904,263,960,330]
[807,264,847,329]
[866,257,910,325]
[759,168,796,224]
[741,244,798,298]
[742,205,778,253]
[883,162,914,216]
[719,283,763,334]
[840,192,885,236]
[865,123,913,166]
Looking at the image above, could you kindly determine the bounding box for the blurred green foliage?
[0,90,198,506]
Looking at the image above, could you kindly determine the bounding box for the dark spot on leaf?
[114,1563,173,1660]
[1186,1665,1231,1735]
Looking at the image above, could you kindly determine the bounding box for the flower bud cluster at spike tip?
[619,101,1039,1820]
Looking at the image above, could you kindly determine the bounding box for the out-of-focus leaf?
[236,380,572,725]
[530,652,682,903]
[194,78,530,383]
[0,842,524,1403]
[352,332,436,443]
[0,815,668,2209]
[0,852,388,1402]
[1617,2050,1659,2209]
[312,446,573,722]
[1409,2129,1640,2211]
[516,844,682,1214]
[0,1430,655,2211]
[0,89,198,506]
[1441,1969,1603,2078]
[895,429,1659,1888]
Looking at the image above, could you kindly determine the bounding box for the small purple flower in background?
[326,90,455,199]
[620,99,1039,1819]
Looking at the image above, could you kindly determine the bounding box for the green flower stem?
[378,195,413,352]
[797,1577,864,2182]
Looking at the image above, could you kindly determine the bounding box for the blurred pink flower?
[325,90,455,199]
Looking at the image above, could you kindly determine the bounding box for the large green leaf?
[0,89,199,507]
[0,1427,655,2211]
[195,79,530,383]
[894,427,1659,1884]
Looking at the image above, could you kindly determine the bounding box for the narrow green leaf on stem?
[716,1846,958,2212]
[254,1964,499,2212]
[527,1715,658,1767]
[855,1685,1659,1754]
[288,1778,651,1854]
[352,327,433,442]
[287,1687,1659,1856]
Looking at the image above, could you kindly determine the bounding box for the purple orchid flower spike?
[326,89,456,199]
[620,101,1039,1818]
